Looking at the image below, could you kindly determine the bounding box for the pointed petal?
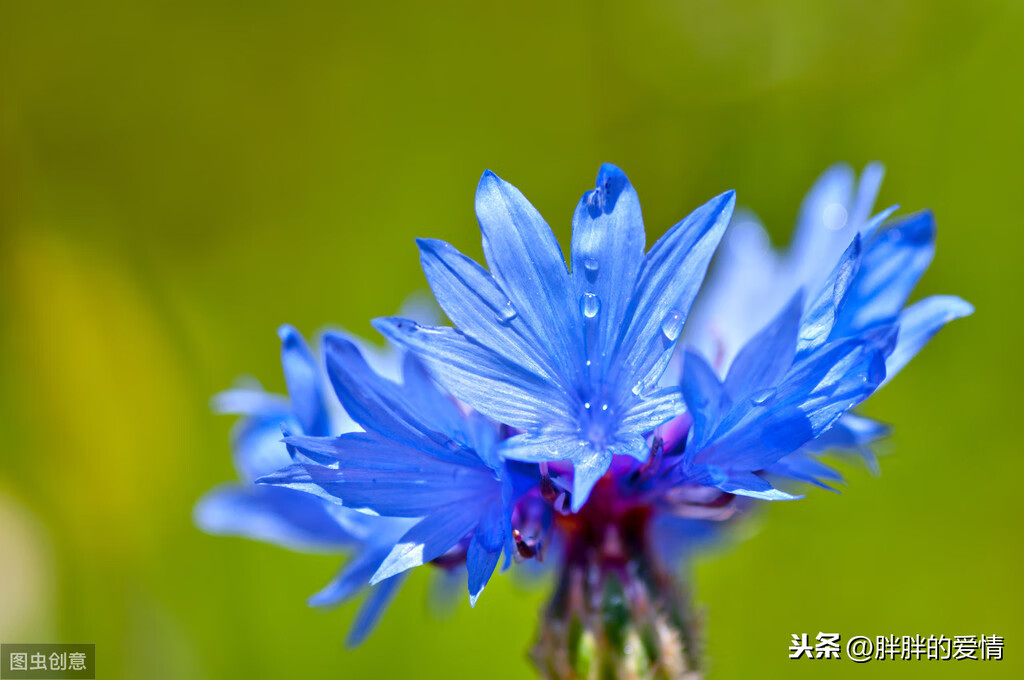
[681,350,730,449]
[475,170,580,379]
[692,406,814,471]
[683,214,783,368]
[308,549,385,608]
[498,428,581,463]
[619,387,686,435]
[715,471,802,501]
[849,162,885,231]
[779,338,889,434]
[346,572,408,648]
[373,318,571,430]
[193,484,354,551]
[797,235,862,355]
[571,164,646,373]
[370,504,479,584]
[723,291,803,399]
[272,433,495,516]
[570,447,614,512]
[764,453,843,491]
[815,413,889,449]
[398,353,471,444]
[467,504,504,607]
[278,325,331,436]
[835,211,936,332]
[416,238,555,379]
[229,415,296,481]
[211,387,290,419]
[882,295,973,386]
[322,332,437,448]
[788,163,856,281]
[613,191,735,397]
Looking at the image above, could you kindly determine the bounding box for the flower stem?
[531,522,703,679]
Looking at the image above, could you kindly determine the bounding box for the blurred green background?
[1,1,1020,678]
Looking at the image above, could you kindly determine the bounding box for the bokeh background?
[1,1,1020,678]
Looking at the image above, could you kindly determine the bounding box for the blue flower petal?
[373,318,571,430]
[763,452,843,492]
[498,427,579,463]
[680,350,730,449]
[611,191,734,397]
[776,340,888,434]
[398,352,478,446]
[571,164,646,377]
[193,484,354,551]
[267,433,495,516]
[619,387,686,435]
[308,548,388,608]
[797,235,861,355]
[278,325,331,436]
[416,237,556,379]
[211,387,290,419]
[570,447,615,512]
[723,291,804,399]
[371,503,482,584]
[475,170,580,380]
[467,504,504,607]
[835,211,936,333]
[229,415,297,481]
[788,163,858,281]
[345,572,408,648]
[322,332,448,450]
[715,471,803,501]
[882,295,973,386]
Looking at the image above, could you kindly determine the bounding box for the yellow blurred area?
[5,230,191,561]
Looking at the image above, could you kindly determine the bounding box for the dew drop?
[580,293,601,319]
[823,203,848,231]
[584,402,592,410]
[583,258,599,282]
[601,403,609,412]
[661,310,683,341]
[498,300,518,322]
[750,387,776,405]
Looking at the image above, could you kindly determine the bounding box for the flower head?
[261,333,530,606]
[195,324,415,647]
[375,165,734,509]
[199,163,970,667]
[676,164,972,493]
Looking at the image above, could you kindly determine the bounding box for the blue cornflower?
[374,165,734,509]
[195,324,415,647]
[259,333,529,606]
[201,163,969,669]
[676,164,972,493]
[675,288,894,499]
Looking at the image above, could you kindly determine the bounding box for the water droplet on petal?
[661,310,683,341]
[498,300,518,322]
[750,387,776,405]
[580,293,601,319]
[823,203,848,231]
[583,258,599,282]
[601,403,609,411]
[584,402,591,410]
